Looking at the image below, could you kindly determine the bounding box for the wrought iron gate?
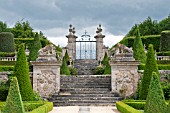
[76,31,96,59]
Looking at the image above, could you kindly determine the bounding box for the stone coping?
[110,60,140,66]
[30,61,61,66]
[61,75,111,77]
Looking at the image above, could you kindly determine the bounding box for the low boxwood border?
[0,101,53,113]
[28,101,53,113]
[116,101,143,113]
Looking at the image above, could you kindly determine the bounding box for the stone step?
[51,96,122,101]
[58,90,113,94]
[52,93,120,98]
[49,75,123,106]
[61,85,110,88]
[52,99,118,103]
[74,59,98,75]
[61,83,111,85]
[53,102,116,106]
[60,88,110,92]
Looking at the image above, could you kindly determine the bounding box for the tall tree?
[0,21,8,32]
[133,27,146,64]
[140,44,159,100]
[12,20,34,38]
[14,43,34,101]
[159,14,170,32]
[126,17,159,36]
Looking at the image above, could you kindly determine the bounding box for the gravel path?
[49,106,120,113]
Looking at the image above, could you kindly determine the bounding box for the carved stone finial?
[96,24,102,34]
[69,24,73,33]
[72,27,76,34]
[69,24,72,28]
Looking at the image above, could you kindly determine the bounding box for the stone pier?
[110,53,140,97]
[31,45,61,98]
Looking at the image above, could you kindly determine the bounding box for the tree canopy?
[126,15,170,37]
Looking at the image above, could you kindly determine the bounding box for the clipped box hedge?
[14,38,50,50]
[157,51,170,56]
[0,66,14,72]
[157,60,170,64]
[0,61,16,66]
[125,102,145,110]
[138,64,170,70]
[120,35,160,51]
[160,31,170,52]
[0,32,15,52]
[0,52,15,57]
[0,101,53,113]
[116,101,143,113]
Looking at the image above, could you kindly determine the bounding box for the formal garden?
[0,15,170,113]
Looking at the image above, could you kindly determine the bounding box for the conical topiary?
[2,77,25,113]
[140,44,159,100]
[101,52,111,74]
[60,57,70,75]
[133,27,146,64]
[101,52,109,66]
[14,44,34,101]
[144,72,167,113]
[64,50,70,65]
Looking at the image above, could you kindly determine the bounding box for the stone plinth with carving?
[110,53,140,97]
[31,45,61,98]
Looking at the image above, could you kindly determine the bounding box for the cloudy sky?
[0,0,170,47]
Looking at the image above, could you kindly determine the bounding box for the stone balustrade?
[156,56,170,60]
[0,57,16,61]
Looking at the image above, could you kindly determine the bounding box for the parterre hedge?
[125,102,145,110]
[120,35,160,51]
[0,66,14,72]
[0,52,15,57]
[0,101,53,113]
[116,101,143,113]
[138,64,170,70]
[14,38,50,50]
[157,51,170,56]
[0,61,16,66]
[157,60,170,64]
[0,32,15,52]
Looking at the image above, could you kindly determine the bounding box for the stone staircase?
[74,59,98,75]
[49,75,123,106]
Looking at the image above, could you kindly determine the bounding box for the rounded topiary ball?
[0,32,15,52]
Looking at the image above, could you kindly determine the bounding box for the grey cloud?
[0,0,170,36]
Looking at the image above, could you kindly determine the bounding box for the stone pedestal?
[31,46,61,98]
[110,54,140,97]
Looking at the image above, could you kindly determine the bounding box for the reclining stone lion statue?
[114,43,133,54]
[38,44,56,55]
